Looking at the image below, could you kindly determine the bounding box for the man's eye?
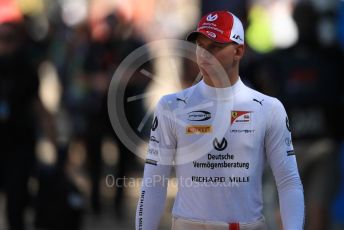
[214,45,225,49]
[209,45,221,51]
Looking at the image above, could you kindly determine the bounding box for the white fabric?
[135,78,304,230]
[228,12,245,44]
[171,216,267,230]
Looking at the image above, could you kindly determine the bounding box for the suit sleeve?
[265,99,305,230]
[135,97,176,230]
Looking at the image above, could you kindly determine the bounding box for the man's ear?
[233,44,245,61]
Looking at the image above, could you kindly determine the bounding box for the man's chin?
[199,65,219,76]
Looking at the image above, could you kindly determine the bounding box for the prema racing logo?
[231,111,251,124]
[187,110,211,121]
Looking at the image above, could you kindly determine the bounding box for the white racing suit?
[136,78,304,230]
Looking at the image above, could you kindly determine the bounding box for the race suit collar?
[199,77,243,100]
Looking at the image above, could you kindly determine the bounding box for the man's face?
[195,34,244,79]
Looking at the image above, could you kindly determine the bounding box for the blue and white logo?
[206,13,218,22]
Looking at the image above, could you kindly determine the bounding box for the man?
[136,11,304,230]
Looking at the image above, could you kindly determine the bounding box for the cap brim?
[186,30,232,44]
[186,31,200,42]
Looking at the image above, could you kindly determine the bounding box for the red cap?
[187,11,244,44]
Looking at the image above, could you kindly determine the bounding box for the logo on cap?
[206,31,217,38]
[206,13,218,22]
[232,34,243,42]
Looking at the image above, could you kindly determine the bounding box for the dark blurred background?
[0,0,343,229]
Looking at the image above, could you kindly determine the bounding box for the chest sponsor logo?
[285,137,292,146]
[147,148,159,156]
[287,150,295,156]
[213,137,227,151]
[151,116,158,131]
[150,136,159,143]
[230,129,255,134]
[187,110,211,121]
[186,125,212,134]
[286,116,291,132]
[145,158,157,166]
[231,111,252,124]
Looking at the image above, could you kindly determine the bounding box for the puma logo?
[176,97,187,104]
[253,98,264,106]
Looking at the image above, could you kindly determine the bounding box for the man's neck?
[202,70,239,88]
